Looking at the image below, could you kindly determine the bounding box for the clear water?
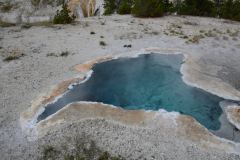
[38,54,223,130]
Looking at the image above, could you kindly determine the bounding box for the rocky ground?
[1,15,240,159]
[0,0,104,24]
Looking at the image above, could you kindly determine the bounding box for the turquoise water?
[38,54,223,130]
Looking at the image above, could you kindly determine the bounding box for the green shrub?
[163,0,176,13]
[132,0,165,17]
[103,0,117,15]
[179,0,217,17]
[117,0,133,15]
[53,4,76,24]
[219,0,240,21]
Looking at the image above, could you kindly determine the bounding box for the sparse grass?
[83,22,89,27]
[213,28,223,34]
[2,21,53,29]
[99,151,122,160]
[4,55,20,62]
[47,51,70,57]
[0,20,15,27]
[186,35,204,44]
[100,36,104,38]
[144,30,159,35]
[165,23,185,37]
[30,21,54,27]
[21,23,32,29]
[41,134,124,160]
[100,20,106,25]
[229,30,239,37]
[168,29,184,36]
[179,35,189,39]
[172,24,182,29]
[60,51,70,57]
[47,53,58,57]
[42,146,58,160]
[226,29,231,34]
[99,41,107,46]
[163,31,169,36]
[183,21,198,26]
[204,30,217,37]
[1,2,14,12]
[150,31,159,35]
[3,49,25,62]
[223,36,229,40]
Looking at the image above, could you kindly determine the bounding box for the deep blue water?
[38,54,223,130]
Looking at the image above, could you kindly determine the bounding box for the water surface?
[38,54,223,130]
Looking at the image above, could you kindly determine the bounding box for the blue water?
[38,54,223,130]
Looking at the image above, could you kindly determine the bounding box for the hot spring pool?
[38,53,224,131]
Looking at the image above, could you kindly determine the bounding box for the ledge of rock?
[0,0,104,24]
[225,103,240,130]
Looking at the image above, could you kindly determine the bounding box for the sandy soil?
[1,15,240,159]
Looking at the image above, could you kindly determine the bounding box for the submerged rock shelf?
[38,53,225,132]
